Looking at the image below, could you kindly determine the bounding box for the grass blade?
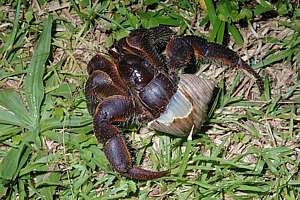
[252,49,293,69]
[0,0,21,55]
[0,124,21,141]
[0,108,24,126]
[228,23,244,44]
[204,0,217,26]
[216,21,225,44]
[179,133,193,177]
[0,144,30,181]
[24,16,53,142]
[0,90,32,126]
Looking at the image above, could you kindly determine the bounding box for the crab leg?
[87,54,126,89]
[166,36,264,94]
[85,55,128,115]
[114,26,175,71]
[94,95,168,180]
[85,70,127,115]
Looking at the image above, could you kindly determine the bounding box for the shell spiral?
[148,74,215,136]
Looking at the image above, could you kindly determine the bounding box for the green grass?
[0,0,300,199]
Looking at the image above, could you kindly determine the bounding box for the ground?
[0,0,299,199]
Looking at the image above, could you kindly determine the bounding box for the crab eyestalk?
[148,74,215,136]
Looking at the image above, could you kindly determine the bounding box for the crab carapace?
[85,26,263,180]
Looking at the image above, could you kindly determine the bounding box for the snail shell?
[148,74,215,136]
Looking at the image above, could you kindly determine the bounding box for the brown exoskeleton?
[85,26,263,180]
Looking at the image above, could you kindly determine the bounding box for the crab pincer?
[93,95,168,180]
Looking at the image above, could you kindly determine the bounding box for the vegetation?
[0,0,299,199]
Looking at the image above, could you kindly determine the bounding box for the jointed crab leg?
[85,55,128,115]
[94,95,168,180]
[115,26,175,71]
[85,71,127,115]
[166,36,264,94]
[87,55,126,89]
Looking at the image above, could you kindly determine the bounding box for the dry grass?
[0,0,299,199]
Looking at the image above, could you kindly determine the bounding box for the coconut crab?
[85,26,263,180]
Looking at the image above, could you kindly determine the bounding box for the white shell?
[148,74,215,136]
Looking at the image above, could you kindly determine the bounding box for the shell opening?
[156,90,192,125]
[148,74,215,136]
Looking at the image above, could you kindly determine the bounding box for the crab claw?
[94,95,168,180]
[104,134,168,180]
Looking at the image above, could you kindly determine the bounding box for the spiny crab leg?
[166,36,264,94]
[93,95,168,180]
